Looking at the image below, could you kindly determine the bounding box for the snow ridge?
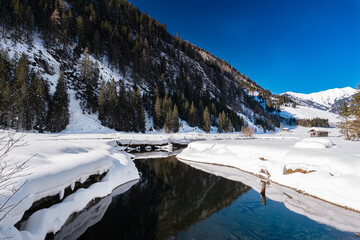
[282,87,356,110]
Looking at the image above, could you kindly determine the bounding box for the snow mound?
[20,154,138,240]
[294,138,334,149]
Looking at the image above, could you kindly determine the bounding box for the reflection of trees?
[78,156,250,240]
[152,157,250,240]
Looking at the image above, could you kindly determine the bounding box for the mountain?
[281,87,356,113]
[0,0,292,134]
[328,95,354,114]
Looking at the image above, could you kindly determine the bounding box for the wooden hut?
[308,128,329,137]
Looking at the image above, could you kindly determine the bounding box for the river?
[56,155,358,240]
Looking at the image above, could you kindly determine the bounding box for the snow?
[0,32,61,94]
[280,105,340,123]
[282,87,356,109]
[294,138,334,149]
[0,220,22,240]
[177,126,360,213]
[179,160,360,233]
[61,91,116,134]
[52,180,137,240]
[280,87,357,124]
[0,132,139,239]
[1,27,358,238]
[0,126,254,239]
[308,127,330,132]
[20,155,138,240]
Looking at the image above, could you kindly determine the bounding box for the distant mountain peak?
[281,87,357,113]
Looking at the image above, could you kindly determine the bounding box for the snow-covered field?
[178,127,360,214]
[280,105,340,124]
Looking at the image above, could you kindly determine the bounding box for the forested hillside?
[0,0,292,133]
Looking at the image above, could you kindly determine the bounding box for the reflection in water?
[51,181,138,240]
[78,156,250,240]
[181,160,360,233]
[75,156,358,240]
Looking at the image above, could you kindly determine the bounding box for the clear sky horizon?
[129,0,360,94]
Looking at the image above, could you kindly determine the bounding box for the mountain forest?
[0,0,293,133]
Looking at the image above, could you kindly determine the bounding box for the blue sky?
[129,0,360,94]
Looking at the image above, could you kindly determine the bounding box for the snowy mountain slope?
[281,87,356,111]
[280,105,340,123]
[0,34,61,94]
[328,95,353,113]
[61,91,117,134]
[0,27,282,133]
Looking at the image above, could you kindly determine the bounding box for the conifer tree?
[98,79,107,124]
[117,82,127,131]
[22,84,33,130]
[161,95,172,124]
[154,95,162,129]
[92,29,101,57]
[164,107,173,133]
[80,48,99,113]
[128,89,136,131]
[47,72,69,132]
[138,107,146,133]
[218,111,225,133]
[350,85,360,139]
[172,105,179,132]
[135,88,146,133]
[338,102,351,140]
[188,101,197,127]
[76,16,85,48]
[0,52,11,82]
[25,6,35,42]
[210,103,217,125]
[227,119,234,133]
[203,106,211,133]
[31,74,46,132]
[13,54,29,129]
[107,78,117,129]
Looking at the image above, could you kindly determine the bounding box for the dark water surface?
[75,156,357,240]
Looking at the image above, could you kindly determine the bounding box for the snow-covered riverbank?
[0,129,248,239]
[0,133,139,240]
[1,126,358,239]
[178,127,360,213]
[0,127,252,239]
[180,160,360,233]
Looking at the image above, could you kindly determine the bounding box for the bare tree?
[242,126,255,137]
[0,132,33,223]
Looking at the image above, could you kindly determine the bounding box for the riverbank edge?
[176,157,360,215]
[5,153,140,240]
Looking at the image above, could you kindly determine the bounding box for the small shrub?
[242,126,254,137]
